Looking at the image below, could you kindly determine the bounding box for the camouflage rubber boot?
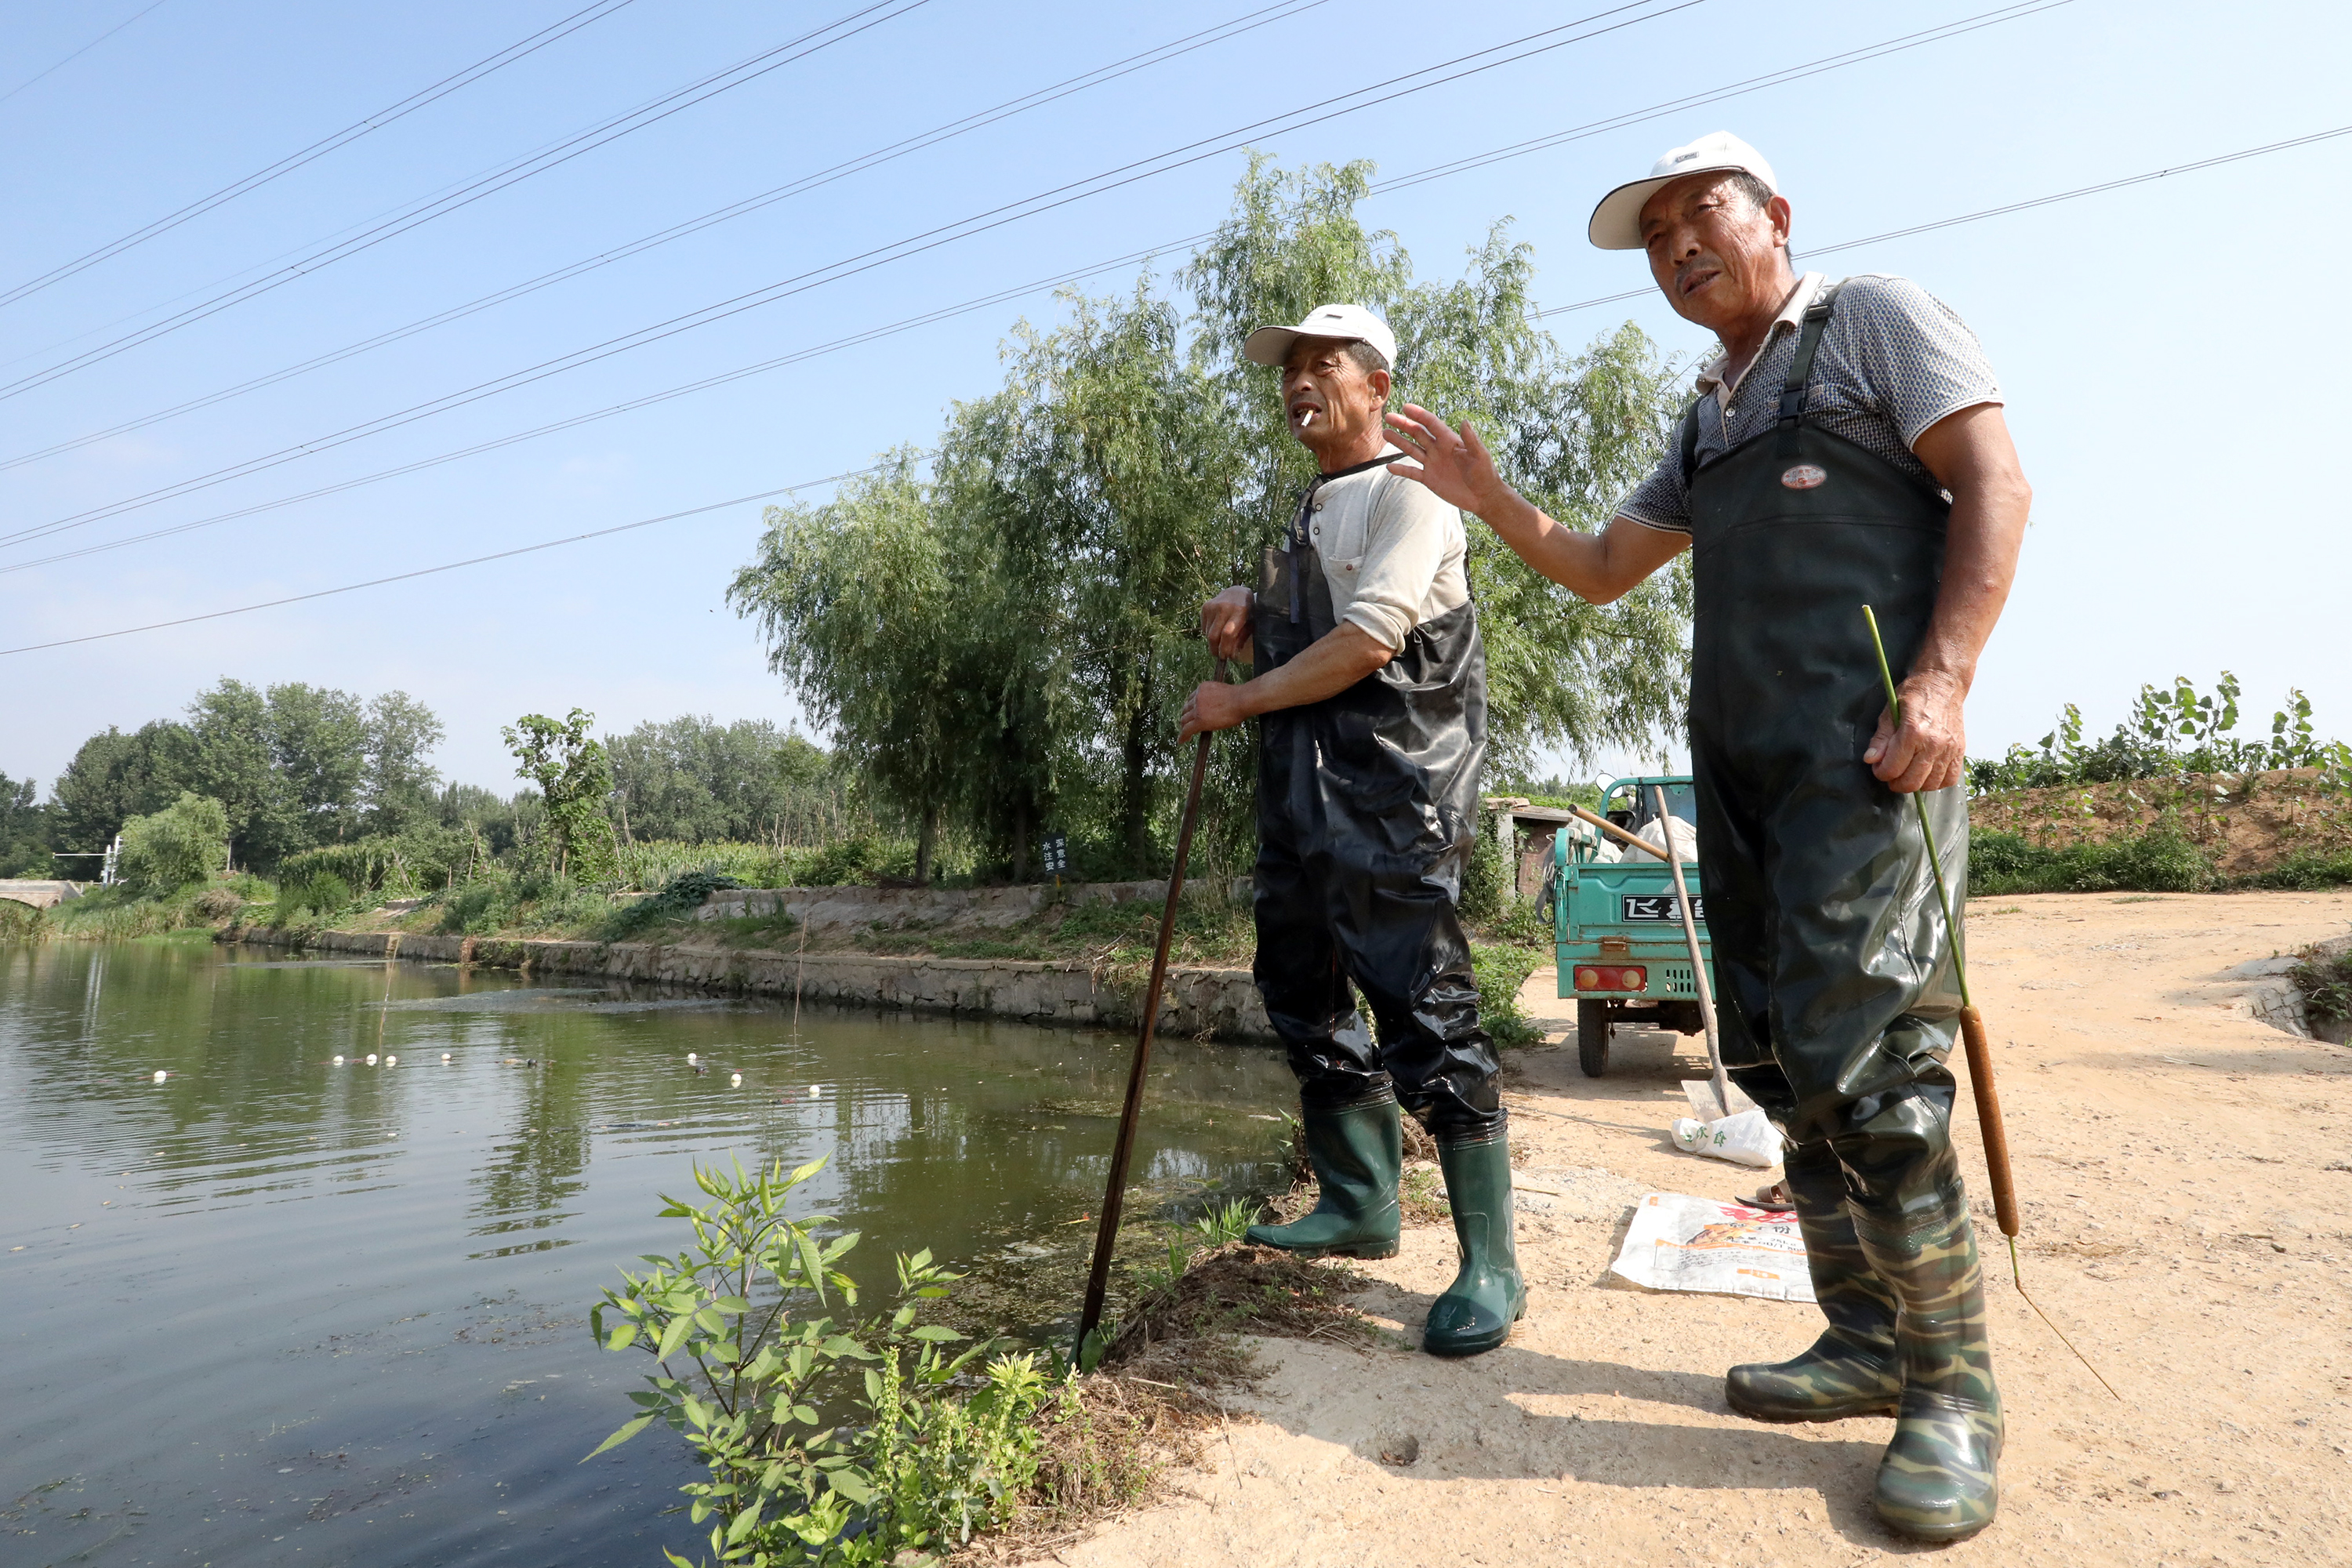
[1726,1142,1902,1421]
[1854,1188,2004,1542]
[1421,1125,1526,1356]
[1244,1091,1402,1259]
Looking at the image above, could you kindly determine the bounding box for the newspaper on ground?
[1609,1191,1817,1302]
[1671,1106,1783,1167]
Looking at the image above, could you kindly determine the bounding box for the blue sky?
[3,0,2344,797]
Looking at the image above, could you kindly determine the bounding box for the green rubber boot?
[1421,1127,1526,1357]
[1726,1142,1902,1422]
[1856,1189,2004,1542]
[1245,1091,1401,1259]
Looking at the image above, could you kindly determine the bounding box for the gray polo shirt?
[1616,271,2002,532]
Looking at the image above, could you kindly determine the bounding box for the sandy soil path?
[1065,891,2352,1566]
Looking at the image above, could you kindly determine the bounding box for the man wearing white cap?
[1178,304,1522,1359]
[1385,132,2030,1540]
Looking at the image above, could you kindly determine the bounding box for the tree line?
[2,686,851,881]
[729,158,1695,884]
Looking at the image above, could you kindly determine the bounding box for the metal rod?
[1073,656,1228,1362]
[1648,785,1731,1119]
[1861,605,2118,1401]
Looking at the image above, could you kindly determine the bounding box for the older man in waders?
[1178,303,1521,1358]
[1384,133,2031,1540]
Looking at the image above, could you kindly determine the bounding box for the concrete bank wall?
[230,924,1276,1043]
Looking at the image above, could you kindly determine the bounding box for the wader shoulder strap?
[1287,451,1403,622]
[1676,396,1704,487]
[1773,281,1844,457]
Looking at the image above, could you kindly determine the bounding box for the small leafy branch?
[1973,673,2352,795]
[588,1158,1065,1566]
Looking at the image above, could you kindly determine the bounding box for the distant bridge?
[0,880,84,909]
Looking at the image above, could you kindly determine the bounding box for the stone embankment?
[231,881,1275,1042]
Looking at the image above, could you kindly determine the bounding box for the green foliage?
[602,868,750,941]
[275,872,357,924]
[118,792,230,895]
[1973,676,2350,793]
[1458,825,1509,925]
[2291,947,2352,1026]
[0,771,51,877]
[589,1157,1065,1566]
[735,158,1692,887]
[610,718,864,846]
[1967,825,2216,895]
[504,707,621,884]
[48,682,446,870]
[1471,942,1547,1048]
[276,823,480,899]
[2243,850,2352,891]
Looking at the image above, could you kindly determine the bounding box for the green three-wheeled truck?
[1542,775,1722,1079]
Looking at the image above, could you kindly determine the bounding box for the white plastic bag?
[1670,1107,1783,1168]
[1610,1192,1816,1301]
[1618,815,1698,865]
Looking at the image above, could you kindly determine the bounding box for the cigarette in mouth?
[1299,408,1316,424]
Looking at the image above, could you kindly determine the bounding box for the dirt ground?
[1061,891,2352,1567]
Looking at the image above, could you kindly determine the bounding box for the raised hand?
[1384,403,1507,515]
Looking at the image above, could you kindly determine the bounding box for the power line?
[0,0,2068,564]
[1534,122,2352,320]
[0,0,1706,550]
[0,0,176,108]
[0,0,931,395]
[0,0,1332,478]
[0,0,639,303]
[0,472,886,659]
[13,107,2333,644]
[0,234,1219,574]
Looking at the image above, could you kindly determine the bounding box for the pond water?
[0,936,1296,1567]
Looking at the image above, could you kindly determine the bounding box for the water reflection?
[0,938,1293,1566]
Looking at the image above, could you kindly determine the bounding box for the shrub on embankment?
[1966,768,2352,894]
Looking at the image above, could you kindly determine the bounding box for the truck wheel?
[1577,1001,1611,1078]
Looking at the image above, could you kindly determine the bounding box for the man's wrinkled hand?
[1864,670,1967,793]
[1178,680,1248,742]
[1384,403,1507,515]
[1200,586,1254,662]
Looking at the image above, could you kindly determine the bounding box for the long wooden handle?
[1648,786,1730,1119]
[1073,659,1227,1359]
[1958,1005,2020,1238]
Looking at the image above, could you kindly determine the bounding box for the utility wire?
[0,0,639,304]
[0,0,1331,477]
[0,471,885,658]
[0,0,931,395]
[1534,121,2352,319]
[0,0,176,108]
[0,0,1704,548]
[3,0,2071,561]
[0,235,1218,574]
[9,107,2332,639]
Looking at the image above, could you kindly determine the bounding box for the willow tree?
[730,455,971,884]
[732,158,1691,881]
[944,284,1244,873]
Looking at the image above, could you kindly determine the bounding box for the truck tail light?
[1572,965,1647,992]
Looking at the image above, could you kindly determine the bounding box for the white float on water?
[152,1069,167,1083]
[441,1052,452,1061]
[365,1053,378,1065]
[686,1052,698,1065]
[810,1084,823,1098]
[333,1055,344,1065]
[384,1055,397,1065]
[730,1072,742,1087]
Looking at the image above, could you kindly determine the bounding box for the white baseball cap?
[1587,131,1779,250]
[1242,303,1396,370]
